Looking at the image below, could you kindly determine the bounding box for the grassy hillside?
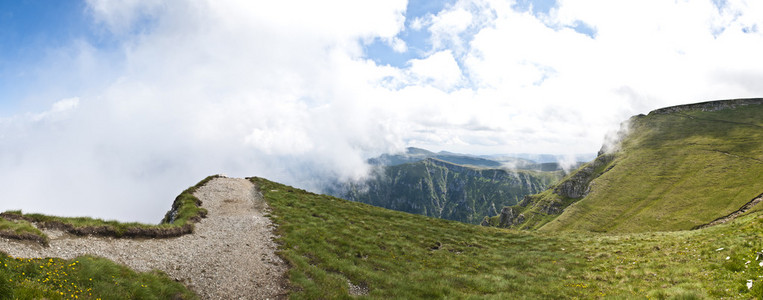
[487,99,763,233]
[483,150,620,230]
[253,177,763,299]
[542,100,763,232]
[332,158,562,224]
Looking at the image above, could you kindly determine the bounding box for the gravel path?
[0,177,287,299]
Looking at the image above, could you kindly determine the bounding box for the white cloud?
[428,8,474,50]
[31,97,80,122]
[0,0,408,222]
[3,0,763,222]
[389,37,408,53]
[85,0,166,35]
[408,50,464,90]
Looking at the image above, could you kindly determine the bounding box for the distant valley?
[326,147,591,224]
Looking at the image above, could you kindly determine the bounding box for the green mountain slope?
[252,177,763,298]
[492,98,763,232]
[332,158,562,224]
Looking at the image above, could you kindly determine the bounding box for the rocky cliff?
[330,158,562,224]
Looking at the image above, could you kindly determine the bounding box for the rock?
[648,98,763,115]
[498,207,525,227]
[553,153,615,199]
[540,199,563,215]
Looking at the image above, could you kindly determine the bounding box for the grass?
[252,176,763,298]
[542,104,763,232]
[1,175,219,240]
[252,177,590,299]
[160,175,219,226]
[0,218,49,246]
[0,252,196,299]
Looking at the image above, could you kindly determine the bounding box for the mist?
[2,0,762,222]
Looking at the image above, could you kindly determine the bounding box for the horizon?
[1,0,762,222]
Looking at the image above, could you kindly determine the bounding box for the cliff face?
[333,158,562,224]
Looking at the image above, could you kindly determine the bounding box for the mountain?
[488,98,763,232]
[368,147,589,171]
[369,147,508,168]
[329,157,563,224]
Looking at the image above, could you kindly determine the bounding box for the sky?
[1,0,762,222]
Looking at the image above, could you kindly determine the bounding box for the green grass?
[0,218,49,246]
[252,177,590,299]
[1,175,219,239]
[0,252,196,299]
[160,175,219,226]
[542,104,763,232]
[252,176,763,298]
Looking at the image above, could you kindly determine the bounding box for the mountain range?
[329,157,562,224]
[327,147,594,224]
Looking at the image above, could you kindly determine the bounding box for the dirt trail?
[0,177,287,299]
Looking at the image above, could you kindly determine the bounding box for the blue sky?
[1,0,762,221]
[0,1,86,111]
[364,0,457,67]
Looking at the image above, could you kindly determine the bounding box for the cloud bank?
[1,0,762,222]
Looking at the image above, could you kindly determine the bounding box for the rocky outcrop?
[498,207,525,227]
[648,98,763,115]
[553,153,615,199]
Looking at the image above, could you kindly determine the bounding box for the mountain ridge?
[488,98,763,232]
